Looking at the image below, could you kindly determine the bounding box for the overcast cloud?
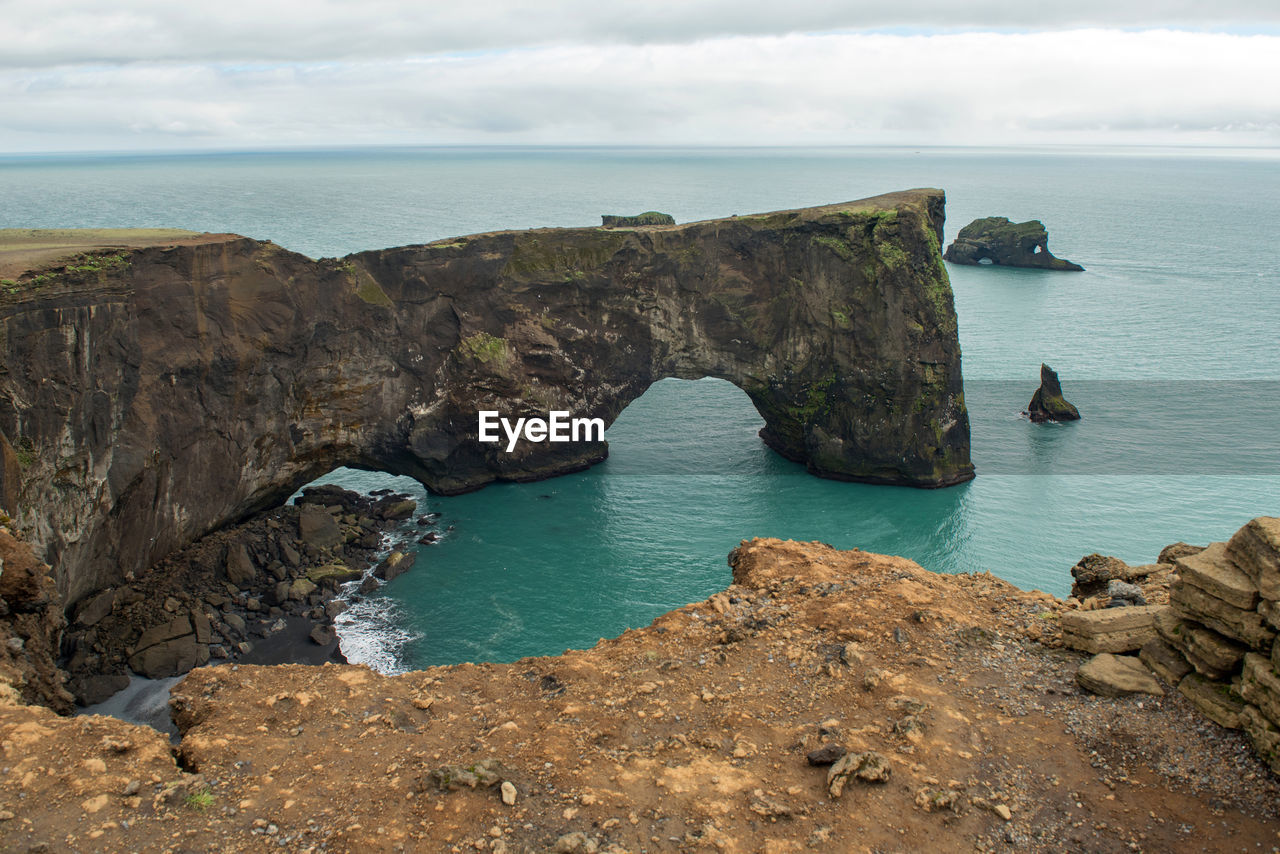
[2,2,1277,151]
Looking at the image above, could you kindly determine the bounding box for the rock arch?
[0,189,971,603]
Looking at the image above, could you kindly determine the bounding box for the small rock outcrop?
[600,211,675,228]
[1068,552,1173,605]
[1027,363,1081,423]
[943,216,1083,271]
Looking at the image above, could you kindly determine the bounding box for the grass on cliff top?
[0,228,211,278]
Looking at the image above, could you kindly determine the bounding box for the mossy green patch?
[813,234,857,262]
[8,249,132,294]
[355,277,394,307]
[798,372,839,422]
[185,788,214,812]
[459,332,509,365]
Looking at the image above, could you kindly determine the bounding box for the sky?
[1,1,1278,152]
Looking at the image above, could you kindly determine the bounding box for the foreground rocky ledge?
[3,539,1277,853]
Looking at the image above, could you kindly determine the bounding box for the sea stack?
[1027,363,1081,422]
[944,216,1083,271]
[601,211,675,227]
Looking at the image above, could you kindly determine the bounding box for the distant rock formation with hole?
[943,216,1083,271]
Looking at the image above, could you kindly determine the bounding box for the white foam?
[334,594,420,675]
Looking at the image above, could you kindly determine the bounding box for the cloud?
[1,1,1278,68]
[1,29,1277,150]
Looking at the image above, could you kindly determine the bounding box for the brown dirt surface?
[0,228,240,278]
[3,539,1279,852]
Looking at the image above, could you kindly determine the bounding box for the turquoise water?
[4,146,1279,670]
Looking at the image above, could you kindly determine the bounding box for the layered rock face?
[1061,517,1280,772]
[943,217,1083,271]
[0,189,971,605]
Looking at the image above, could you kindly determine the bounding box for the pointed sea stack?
[1027,363,1081,423]
[944,216,1083,271]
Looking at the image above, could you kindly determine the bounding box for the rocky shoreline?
[60,483,434,708]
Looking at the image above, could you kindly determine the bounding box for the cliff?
[2,538,1276,852]
[0,189,971,606]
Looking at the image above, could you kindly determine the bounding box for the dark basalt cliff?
[944,216,1084,271]
[0,189,971,605]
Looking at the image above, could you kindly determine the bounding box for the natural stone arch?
[0,189,971,603]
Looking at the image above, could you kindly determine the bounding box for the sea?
[3,145,1279,674]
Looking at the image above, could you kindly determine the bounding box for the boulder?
[1177,673,1245,729]
[1071,554,1130,596]
[191,611,212,644]
[289,578,318,601]
[1059,605,1161,654]
[1172,620,1247,680]
[1027,364,1080,423]
[1227,517,1280,601]
[374,551,414,583]
[297,484,363,509]
[128,633,206,679]
[132,615,191,651]
[374,498,417,521]
[280,542,301,567]
[943,216,1083,271]
[1241,704,1280,774]
[68,673,130,706]
[1238,653,1280,726]
[307,563,363,587]
[1175,542,1259,611]
[73,588,116,627]
[1171,582,1275,650]
[225,543,257,587]
[1076,653,1164,697]
[298,505,343,549]
[1106,579,1147,607]
[1264,599,1280,633]
[309,624,336,646]
[1138,637,1192,685]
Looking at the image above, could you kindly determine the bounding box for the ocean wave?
[334,595,421,675]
